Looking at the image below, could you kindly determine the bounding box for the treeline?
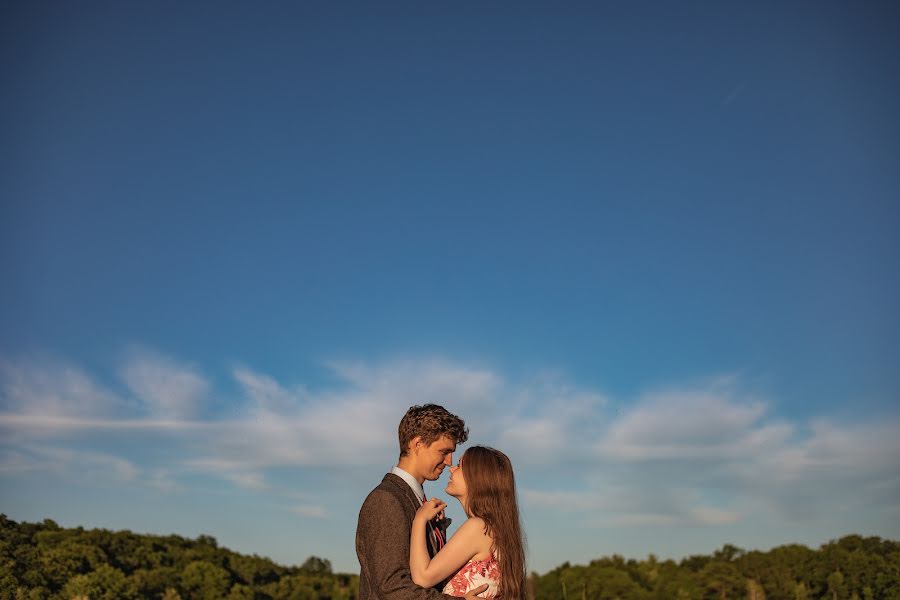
[529,536,900,600]
[2,515,899,600]
[0,515,356,600]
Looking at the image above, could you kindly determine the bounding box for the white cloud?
[689,507,742,526]
[121,348,209,419]
[291,504,328,519]
[233,367,303,415]
[325,359,501,411]
[601,391,770,460]
[0,358,126,419]
[611,513,679,526]
[495,374,608,465]
[226,472,267,490]
[511,381,900,533]
[219,359,503,472]
[7,444,141,481]
[522,489,608,511]
[499,418,569,458]
[2,350,899,541]
[146,468,177,492]
[801,419,900,472]
[0,449,38,473]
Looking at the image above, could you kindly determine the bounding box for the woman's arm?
[359,490,452,600]
[410,505,486,589]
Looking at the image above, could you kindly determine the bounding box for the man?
[356,404,489,600]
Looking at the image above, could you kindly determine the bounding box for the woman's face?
[445,457,467,498]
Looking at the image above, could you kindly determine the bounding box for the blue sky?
[1,1,899,575]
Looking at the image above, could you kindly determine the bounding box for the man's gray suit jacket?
[356,473,456,600]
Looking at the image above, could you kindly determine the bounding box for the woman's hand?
[415,497,447,523]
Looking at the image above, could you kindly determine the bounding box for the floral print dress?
[442,555,501,598]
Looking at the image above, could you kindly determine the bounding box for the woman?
[410,446,526,599]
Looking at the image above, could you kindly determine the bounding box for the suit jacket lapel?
[383,473,421,513]
[382,473,439,557]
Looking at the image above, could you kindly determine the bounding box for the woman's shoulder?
[457,517,493,557]
[458,516,488,534]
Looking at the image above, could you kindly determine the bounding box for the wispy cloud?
[1,350,899,535]
[290,504,328,519]
[518,383,900,529]
[225,472,267,490]
[0,357,127,420]
[120,347,209,419]
[522,489,608,512]
[599,389,775,460]
[690,507,741,526]
[0,414,215,431]
[1,444,141,481]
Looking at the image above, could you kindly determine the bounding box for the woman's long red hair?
[462,446,526,599]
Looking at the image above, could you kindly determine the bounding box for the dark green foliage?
[3,513,898,600]
[0,514,356,600]
[529,538,900,600]
[182,561,232,600]
[60,564,137,600]
[299,557,333,575]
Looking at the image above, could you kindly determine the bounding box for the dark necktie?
[421,491,445,551]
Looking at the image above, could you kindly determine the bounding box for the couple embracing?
[356,404,526,599]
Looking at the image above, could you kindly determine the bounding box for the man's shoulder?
[357,474,413,538]
[361,474,406,508]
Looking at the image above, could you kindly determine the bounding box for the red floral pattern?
[442,555,501,598]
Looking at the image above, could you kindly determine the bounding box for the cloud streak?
[121,347,209,419]
[1,350,899,535]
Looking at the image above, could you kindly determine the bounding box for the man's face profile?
[414,434,456,482]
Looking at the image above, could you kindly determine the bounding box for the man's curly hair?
[398,404,469,457]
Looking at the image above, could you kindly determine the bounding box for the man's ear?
[409,435,422,455]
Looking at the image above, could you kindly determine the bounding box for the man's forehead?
[429,434,457,451]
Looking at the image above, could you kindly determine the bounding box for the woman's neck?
[455,494,470,516]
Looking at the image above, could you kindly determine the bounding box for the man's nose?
[444,454,453,466]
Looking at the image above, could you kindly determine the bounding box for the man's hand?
[463,584,489,599]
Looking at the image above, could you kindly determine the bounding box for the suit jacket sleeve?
[357,488,455,600]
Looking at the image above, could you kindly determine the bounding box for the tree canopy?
[0,515,354,600]
[2,514,898,599]
[530,534,900,600]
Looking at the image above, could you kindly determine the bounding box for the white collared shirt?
[391,466,425,504]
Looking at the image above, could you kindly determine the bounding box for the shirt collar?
[391,466,425,503]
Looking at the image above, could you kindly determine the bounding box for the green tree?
[61,564,137,600]
[38,542,108,591]
[229,553,283,586]
[14,588,48,600]
[0,574,18,600]
[132,566,180,598]
[589,566,648,599]
[825,571,847,600]
[747,579,766,600]
[300,556,333,575]
[182,560,232,600]
[713,545,745,563]
[265,574,318,600]
[699,561,743,600]
[226,583,256,600]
